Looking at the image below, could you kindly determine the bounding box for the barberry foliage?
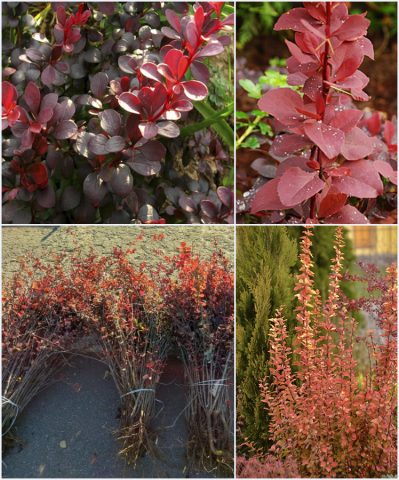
[238,227,397,478]
[2,2,233,224]
[2,235,233,469]
[236,226,356,455]
[247,2,397,224]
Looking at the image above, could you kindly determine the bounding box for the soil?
[2,225,234,279]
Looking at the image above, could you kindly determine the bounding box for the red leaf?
[251,178,286,213]
[270,133,311,157]
[2,81,17,110]
[317,185,347,218]
[334,13,370,41]
[274,8,316,32]
[24,81,41,115]
[277,167,325,207]
[384,121,395,146]
[258,88,304,126]
[366,112,381,136]
[325,205,368,224]
[333,175,378,199]
[374,160,397,185]
[341,127,374,160]
[304,122,344,159]
[328,109,363,132]
[118,92,141,114]
[164,48,184,78]
[181,80,208,101]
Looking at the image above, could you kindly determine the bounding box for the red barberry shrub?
[2,233,233,469]
[156,243,234,470]
[238,227,397,478]
[2,2,233,224]
[249,2,397,224]
[95,247,168,464]
[2,249,101,438]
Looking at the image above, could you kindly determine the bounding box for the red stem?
[310,2,331,220]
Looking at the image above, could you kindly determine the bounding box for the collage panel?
[2,2,234,225]
[236,225,397,478]
[2,226,234,478]
[236,1,397,224]
[1,1,399,479]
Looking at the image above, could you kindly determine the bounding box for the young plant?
[157,243,234,472]
[2,233,234,472]
[2,2,234,224]
[249,2,397,224]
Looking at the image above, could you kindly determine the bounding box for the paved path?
[3,356,225,478]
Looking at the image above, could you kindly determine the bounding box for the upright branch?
[251,2,397,224]
[254,227,397,478]
[293,228,320,383]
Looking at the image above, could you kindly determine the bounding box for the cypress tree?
[237,227,297,451]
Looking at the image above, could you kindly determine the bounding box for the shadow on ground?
[3,356,223,478]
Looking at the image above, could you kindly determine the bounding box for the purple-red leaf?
[83,172,107,205]
[341,127,374,160]
[106,136,125,153]
[181,80,208,101]
[41,65,57,86]
[140,62,163,82]
[36,184,56,208]
[118,55,137,74]
[251,178,286,213]
[197,40,224,58]
[53,120,77,140]
[118,92,141,114]
[258,88,304,126]
[98,109,122,136]
[90,72,108,98]
[277,167,325,206]
[157,121,180,138]
[109,164,133,197]
[24,81,41,115]
[139,122,158,139]
[304,122,344,159]
[326,205,368,224]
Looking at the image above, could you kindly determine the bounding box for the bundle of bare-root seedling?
[160,244,234,473]
[2,253,94,445]
[96,248,170,465]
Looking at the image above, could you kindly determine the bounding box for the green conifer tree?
[237,227,297,451]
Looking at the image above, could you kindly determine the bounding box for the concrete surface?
[3,355,228,478]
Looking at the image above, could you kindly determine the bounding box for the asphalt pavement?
[3,355,225,478]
